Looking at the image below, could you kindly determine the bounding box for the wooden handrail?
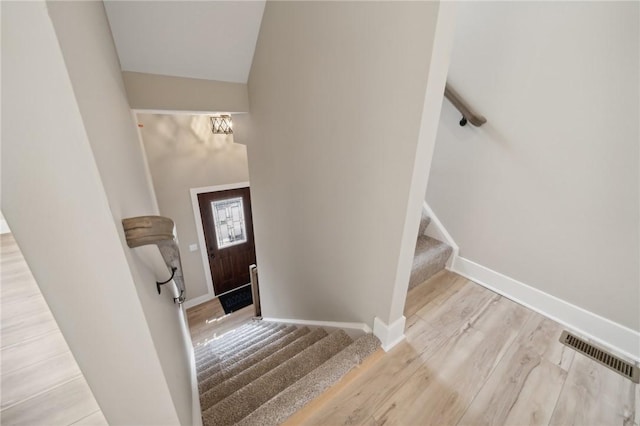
[122,216,186,304]
[444,83,487,127]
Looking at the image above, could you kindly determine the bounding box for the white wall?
[247,2,449,335]
[46,3,195,424]
[137,113,250,302]
[2,2,193,424]
[427,2,640,331]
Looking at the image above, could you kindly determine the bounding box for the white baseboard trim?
[422,201,458,268]
[183,292,216,310]
[452,256,640,362]
[188,355,202,426]
[373,316,406,352]
[262,317,373,335]
[182,306,203,426]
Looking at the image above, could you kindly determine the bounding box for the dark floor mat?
[218,286,253,314]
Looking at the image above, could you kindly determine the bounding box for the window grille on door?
[211,197,247,249]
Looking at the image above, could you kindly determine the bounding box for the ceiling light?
[210,115,233,134]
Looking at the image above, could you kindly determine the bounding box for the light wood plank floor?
[186,295,255,348]
[1,233,107,426]
[287,270,639,426]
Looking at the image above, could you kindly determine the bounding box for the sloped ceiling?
[104,1,265,83]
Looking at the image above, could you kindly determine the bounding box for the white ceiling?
[104,1,265,83]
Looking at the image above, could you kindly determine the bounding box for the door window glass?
[211,197,247,249]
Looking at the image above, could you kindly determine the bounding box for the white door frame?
[187,181,250,309]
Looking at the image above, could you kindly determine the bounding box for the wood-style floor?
[287,270,639,426]
[0,233,107,426]
[185,270,638,425]
[186,296,255,348]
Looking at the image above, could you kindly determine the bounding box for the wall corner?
[373,316,406,352]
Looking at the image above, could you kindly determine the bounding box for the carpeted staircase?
[408,209,453,289]
[195,320,380,426]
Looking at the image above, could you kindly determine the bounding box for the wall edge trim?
[184,309,203,426]
[373,316,406,352]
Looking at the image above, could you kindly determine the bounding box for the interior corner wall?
[136,113,250,301]
[427,2,640,332]
[1,1,184,424]
[45,2,194,424]
[247,1,441,327]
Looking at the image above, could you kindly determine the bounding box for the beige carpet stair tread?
[195,321,263,356]
[214,326,307,372]
[409,235,452,290]
[196,324,286,367]
[197,326,296,376]
[196,324,276,365]
[196,321,279,358]
[197,326,300,382]
[197,326,307,392]
[202,329,354,426]
[194,321,381,426]
[236,333,381,426]
[194,321,256,352]
[194,322,255,350]
[199,328,328,409]
[418,210,431,237]
[195,322,271,360]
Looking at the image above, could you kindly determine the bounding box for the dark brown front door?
[198,187,256,295]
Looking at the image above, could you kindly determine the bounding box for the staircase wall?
[246,1,453,335]
[2,2,194,424]
[426,2,639,332]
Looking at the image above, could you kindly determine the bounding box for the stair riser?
[197,326,307,384]
[199,328,329,410]
[217,327,305,371]
[409,236,453,291]
[409,252,450,290]
[197,328,287,373]
[418,211,431,237]
[196,324,286,366]
[195,323,277,361]
[236,334,380,426]
[202,330,353,426]
[196,326,298,382]
[195,321,381,426]
[194,322,258,356]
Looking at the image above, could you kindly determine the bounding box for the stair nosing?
[199,328,329,410]
[197,324,288,367]
[202,330,353,426]
[236,333,381,426]
[195,322,271,358]
[197,325,303,387]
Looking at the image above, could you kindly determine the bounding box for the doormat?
[218,286,253,314]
